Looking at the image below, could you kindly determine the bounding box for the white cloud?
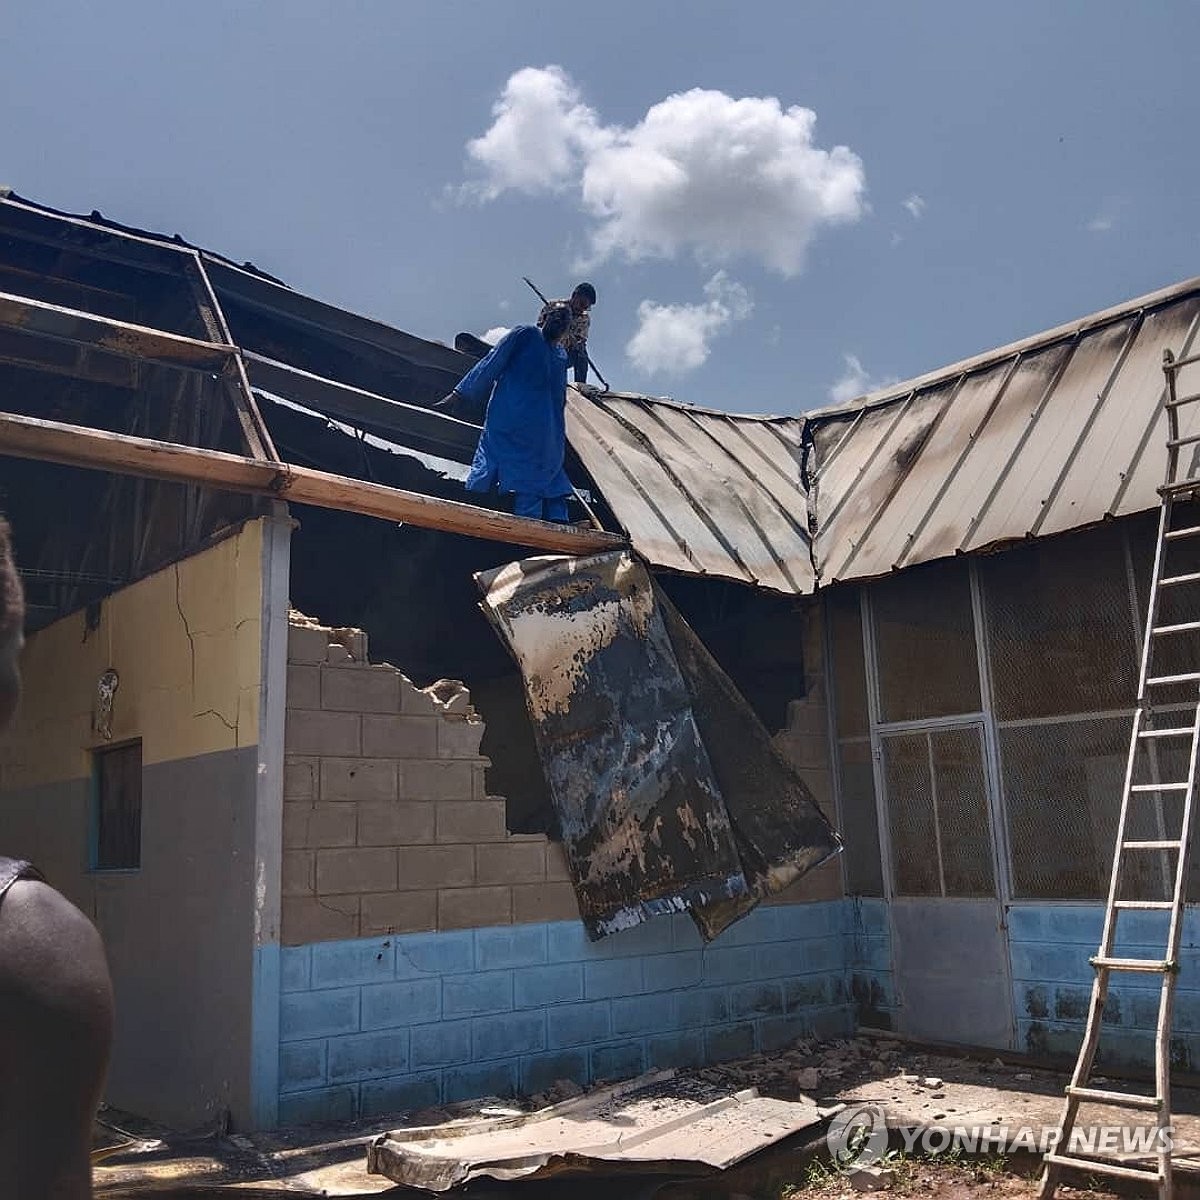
[464,65,605,200]
[1086,196,1125,234]
[903,193,926,219]
[625,271,753,376]
[463,67,866,276]
[829,354,898,405]
[481,326,511,344]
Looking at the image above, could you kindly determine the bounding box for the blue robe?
[457,326,572,500]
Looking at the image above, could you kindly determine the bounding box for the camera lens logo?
[826,1104,889,1171]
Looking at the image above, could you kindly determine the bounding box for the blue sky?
[2,1,1198,414]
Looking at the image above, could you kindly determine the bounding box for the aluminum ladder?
[1039,348,1200,1200]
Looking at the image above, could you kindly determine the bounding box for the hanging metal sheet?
[476,550,841,941]
[476,550,749,938]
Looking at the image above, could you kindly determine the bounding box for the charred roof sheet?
[566,390,811,595]
[806,277,1200,586]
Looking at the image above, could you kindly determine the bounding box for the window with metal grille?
[882,726,995,897]
[93,740,142,870]
[871,557,981,722]
[976,519,1199,900]
[980,523,1138,721]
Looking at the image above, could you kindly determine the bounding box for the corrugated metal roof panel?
[844,360,1015,580]
[566,397,719,572]
[815,380,957,582]
[1041,300,1200,537]
[566,393,812,594]
[900,340,1072,569]
[809,279,1200,588]
[965,317,1138,551]
[1111,303,1200,519]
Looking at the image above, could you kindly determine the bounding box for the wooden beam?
[0,410,626,555]
[245,351,479,463]
[187,256,279,462]
[0,290,236,372]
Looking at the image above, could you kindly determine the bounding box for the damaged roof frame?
[0,194,622,557]
[6,191,1200,601]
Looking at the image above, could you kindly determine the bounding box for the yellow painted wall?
[0,519,264,790]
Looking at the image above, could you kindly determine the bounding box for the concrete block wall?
[282,615,578,947]
[277,901,853,1125]
[1009,903,1200,1069]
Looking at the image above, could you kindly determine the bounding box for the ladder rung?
[1123,840,1182,850]
[1043,1153,1161,1183]
[1168,433,1200,449]
[1113,900,1175,910]
[1092,956,1175,972]
[1160,480,1200,498]
[1157,572,1200,588]
[1145,672,1200,685]
[1165,390,1200,408]
[1129,782,1189,791]
[1167,350,1200,372]
[1138,727,1194,738]
[1152,620,1200,635]
[1066,1085,1161,1110]
[1165,524,1200,541]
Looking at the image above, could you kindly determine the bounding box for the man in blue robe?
[440,303,575,523]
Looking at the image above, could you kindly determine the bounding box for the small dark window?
[93,741,142,870]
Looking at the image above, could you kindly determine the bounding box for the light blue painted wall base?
[1010,903,1200,1069]
[277,900,864,1126]
[281,893,1200,1128]
[847,897,895,1030]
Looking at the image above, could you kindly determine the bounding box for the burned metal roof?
[565,276,1200,599]
[805,276,1200,586]
[566,391,811,594]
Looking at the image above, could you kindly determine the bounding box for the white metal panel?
[1041,300,1200,537]
[967,319,1137,551]
[902,341,1075,568]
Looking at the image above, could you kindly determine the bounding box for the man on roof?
[438,302,575,523]
[537,282,596,385]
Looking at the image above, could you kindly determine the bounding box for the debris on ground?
[367,1069,831,1191]
[92,1032,1200,1196]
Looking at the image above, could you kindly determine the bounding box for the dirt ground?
[785,1153,1110,1200]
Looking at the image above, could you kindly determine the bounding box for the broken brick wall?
[282,615,577,947]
